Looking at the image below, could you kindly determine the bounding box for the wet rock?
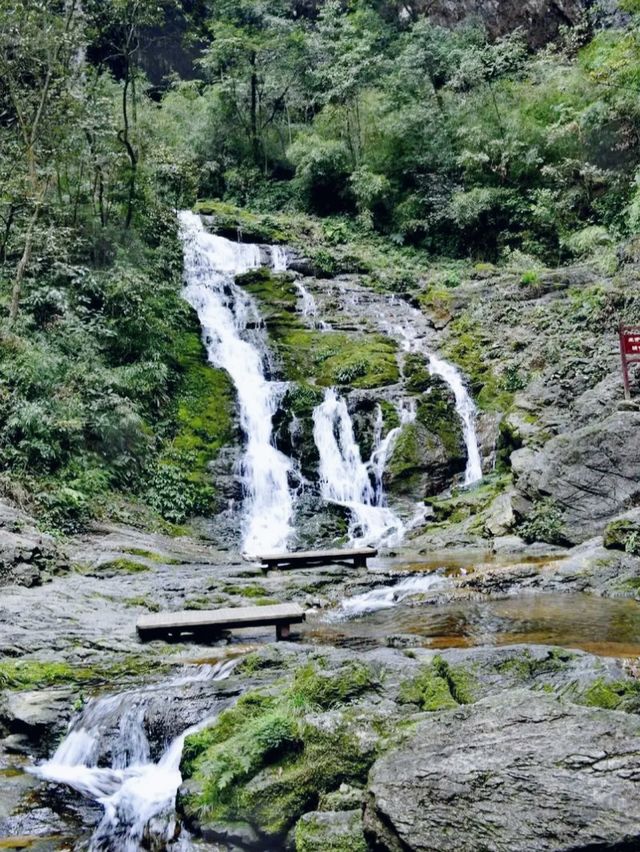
[512,411,640,543]
[0,688,74,754]
[364,689,640,852]
[295,809,367,852]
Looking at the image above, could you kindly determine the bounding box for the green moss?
[399,657,475,710]
[180,662,379,841]
[580,678,640,711]
[97,558,150,573]
[193,200,306,244]
[222,583,270,598]
[124,548,181,564]
[403,354,433,392]
[386,423,422,481]
[273,328,399,389]
[289,661,378,709]
[172,330,236,471]
[496,648,575,682]
[427,473,511,524]
[0,655,166,690]
[123,596,161,611]
[416,380,464,458]
[295,811,367,852]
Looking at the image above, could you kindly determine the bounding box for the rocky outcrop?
[512,411,640,544]
[364,689,640,852]
[409,0,587,47]
[0,499,60,587]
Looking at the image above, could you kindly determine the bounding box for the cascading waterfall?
[312,388,405,545]
[179,211,295,555]
[388,309,483,487]
[428,353,483,485]
[32,661,235,851]
[369,400,417,505]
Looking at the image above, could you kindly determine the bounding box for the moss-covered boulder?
[177,661,382,846]
[295,809,367,852]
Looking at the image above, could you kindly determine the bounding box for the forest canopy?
[1,0,640,531]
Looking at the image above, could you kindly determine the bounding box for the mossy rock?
[399,656,476,711]
[579,677,640,713]
[403,353,433,393]
[603,519,640,553]
[295,810,367,852]
[179,662,380,843]
[385,420,465,498]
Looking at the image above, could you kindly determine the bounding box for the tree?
[0,0,83,321]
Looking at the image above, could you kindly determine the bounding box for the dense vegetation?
[2,0,640,531]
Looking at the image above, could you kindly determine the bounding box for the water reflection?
[306,593,640,657]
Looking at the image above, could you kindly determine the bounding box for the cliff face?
[406,0,586,46]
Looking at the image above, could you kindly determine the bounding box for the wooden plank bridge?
[256,547,377,571]
[137,603,305,642]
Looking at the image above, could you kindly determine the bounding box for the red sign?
[619,324,640,398]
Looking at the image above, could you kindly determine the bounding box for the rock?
[318,784,365,812]
[484,492,517,537]
[295,809,367,852]
[0,688,74,755]
[512,411,640,543]
[364,689,640,852]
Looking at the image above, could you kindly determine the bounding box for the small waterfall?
[32,661,235,851]
[369,401,416,505]
[428,353,483,485]
[179,211,294,555]
[312,389,405,545]
[295,281,318,318]
[390,311,483,487]
[271,245,288,273]
[332,572,451,618]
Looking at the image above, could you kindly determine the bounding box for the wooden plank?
[137,603,305,641]
[258,547,377,562]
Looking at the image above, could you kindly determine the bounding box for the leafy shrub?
[518,499,567,545]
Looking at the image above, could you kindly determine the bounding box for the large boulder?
[512,411,640,543]
[364,689,640,852]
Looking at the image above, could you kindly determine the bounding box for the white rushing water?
[388,308,483,487]
[179,210,294,555]
[32,661,235,851]
[369,400,416,505]
[333,572,451,618]
[312,388,405,545]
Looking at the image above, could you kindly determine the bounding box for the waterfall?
[428,353,483,485]
[389,311,483,487]
[179,211,294,556]
[312,388,405,545]
[32,661,235,851]
[271,245,288,273]
[369,400,416,505]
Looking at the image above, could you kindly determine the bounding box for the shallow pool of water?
[305,592,640,657]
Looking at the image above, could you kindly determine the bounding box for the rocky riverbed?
[2,490,640,850]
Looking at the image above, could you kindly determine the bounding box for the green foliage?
[289,661,377,709]
[399,656,475,710]
[603,519,640,554]
[518,499,568,545]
